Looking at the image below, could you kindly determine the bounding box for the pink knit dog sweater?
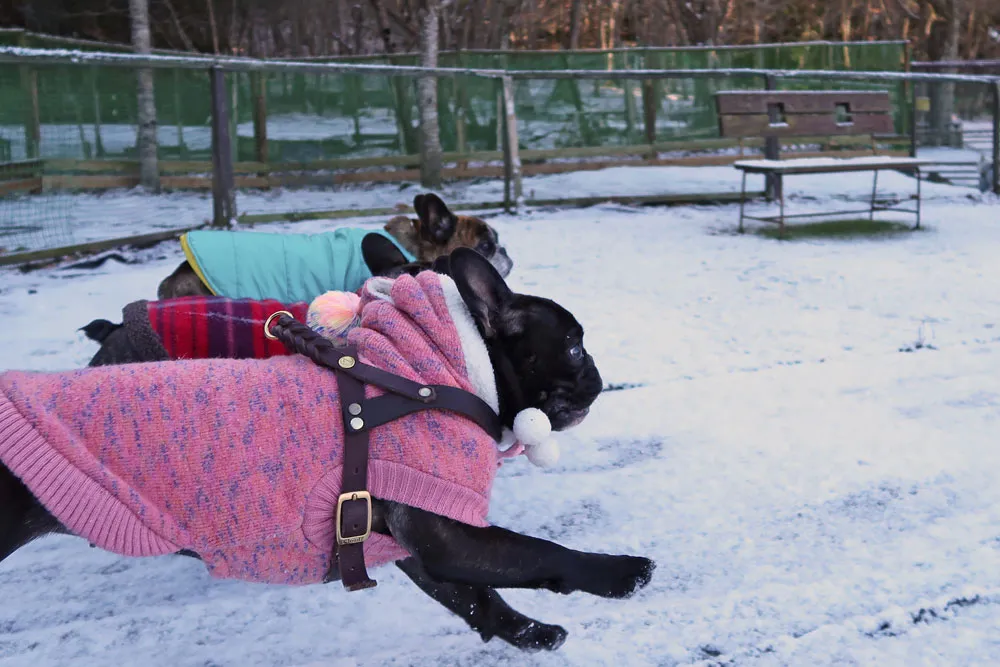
[0,272,501,585]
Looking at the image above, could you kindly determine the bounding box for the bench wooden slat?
[716,91,893,115]
[720,112,895,138]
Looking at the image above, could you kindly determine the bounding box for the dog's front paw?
[583,554,655,599]
[506,621,568,652]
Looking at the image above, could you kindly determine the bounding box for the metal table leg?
[870,170,879,221]
[779,180,786,238]
[738,171,747,234]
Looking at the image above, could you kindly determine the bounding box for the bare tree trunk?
[352,3,365,54]
[419,0,443,188]
[129,0,159,192]
[207,0,221,54]
[568,0,585,48]
[371,0,396,53]
[926,0,961,146]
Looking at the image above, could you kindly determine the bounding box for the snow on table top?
[733,155,930,171]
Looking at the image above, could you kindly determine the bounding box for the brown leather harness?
[264,311,503,591]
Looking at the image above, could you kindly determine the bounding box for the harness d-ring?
[264,310,294,340]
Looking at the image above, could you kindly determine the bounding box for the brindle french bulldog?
[156,193,512,299]
[1,249,653,652]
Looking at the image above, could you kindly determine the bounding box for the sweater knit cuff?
[0,391,179,557]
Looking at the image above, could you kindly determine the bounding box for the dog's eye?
[567,345,584,362]
[476,240,494,255]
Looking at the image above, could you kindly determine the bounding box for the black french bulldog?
[0,248,654,651]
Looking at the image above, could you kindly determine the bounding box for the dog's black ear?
[362,233,410,277]
[450,247,514,339]
[413,193,457,244]
[79,319,122,343]
[430,254,451,276]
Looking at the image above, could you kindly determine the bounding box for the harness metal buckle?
[335,490,372,546]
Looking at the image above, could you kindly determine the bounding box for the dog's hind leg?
[86,324,146,367]
[395,557,567,652]
[0,463,62,563]
[383,501,655,600]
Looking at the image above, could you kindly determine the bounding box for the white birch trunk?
[130,0,160,191]
[419,0,443,188]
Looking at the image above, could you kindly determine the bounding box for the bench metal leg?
[870,170,879,221]
[738,171,747,234]
[915,168,922,230]
[779,184,786,238]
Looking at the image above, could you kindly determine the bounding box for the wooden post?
[69,70,91,160]
[496,80,503,151]
[903,42,915,158]
[561,53,595,146]
[391,78,418,155]
[455,53,469,169]
[210,67,236,228]
[500,76,523,213]
[314,74,325,115]
[764,74,781,201]
[173,68,186,160]
[992,81,1000,196]
[641,79,657,158]
[229,74,239,163]
[623,59,637,143]
[252,71,269,164]
[21,67,41,159]
[910,77,919,159]
[455,77,468,170]
[650,50,665,107]
[91,67,105,158]
[17,30,41,161]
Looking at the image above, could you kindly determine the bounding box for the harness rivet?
[348,403,362,416]
[350,417,364,431]
[339,356,356,369]
[418,387,432,398]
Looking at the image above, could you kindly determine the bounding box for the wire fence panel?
[1,40,997,261]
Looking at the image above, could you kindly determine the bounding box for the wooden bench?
[715,90,929,235]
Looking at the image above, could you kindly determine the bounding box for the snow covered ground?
[1,166,1000,666]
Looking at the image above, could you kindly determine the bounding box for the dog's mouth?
[549,407,590,431]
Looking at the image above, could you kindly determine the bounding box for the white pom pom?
[512,408,552,447]
[525,438,560,468]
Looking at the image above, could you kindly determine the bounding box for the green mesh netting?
[0,41,917,254]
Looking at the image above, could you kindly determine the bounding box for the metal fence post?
[210,67,236,227]
[992,80,1000,196]
[904,41,917,158]
[500,75,523,213]
[764,74,782,202]
[252,71,269,164]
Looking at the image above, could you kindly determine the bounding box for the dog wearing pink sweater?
[0,248,654,652]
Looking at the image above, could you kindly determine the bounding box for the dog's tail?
[79,319,122,343]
